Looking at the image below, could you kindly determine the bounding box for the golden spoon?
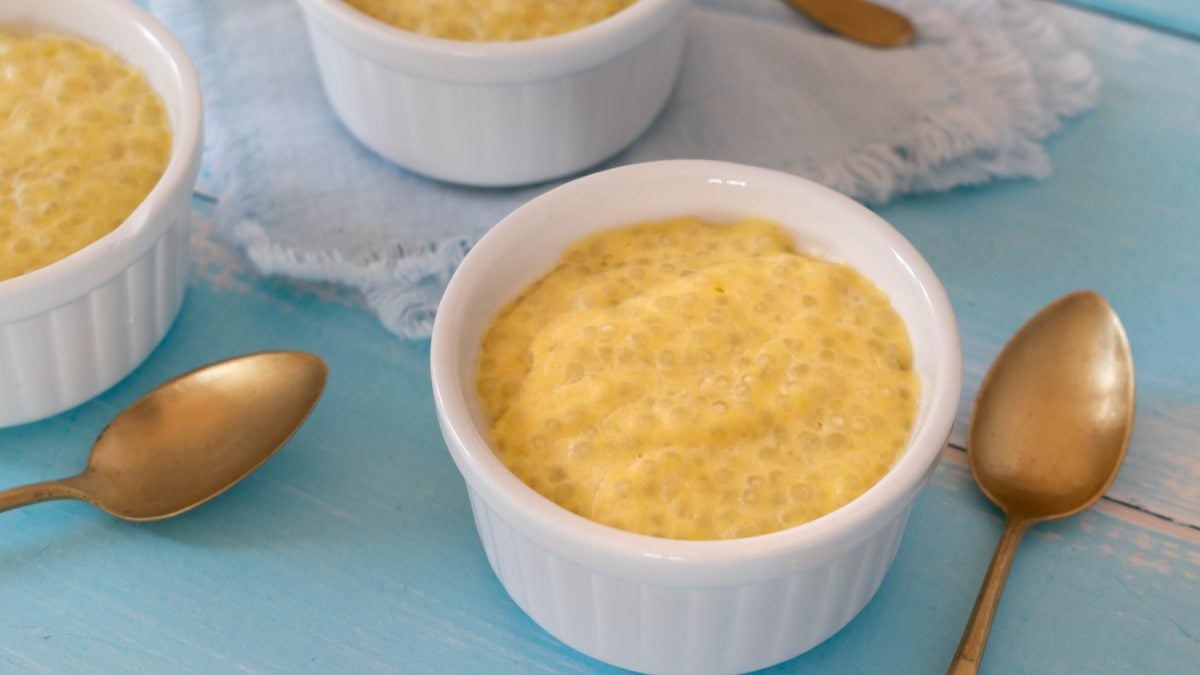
[783,0,915,48]
[948,291,1135,674]
[0,351,328,521]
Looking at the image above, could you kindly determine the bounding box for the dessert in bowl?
[477,215,921,541]
[0,0,202,427]
[294,0,690,186]
[1,29,172,282]
[343,0,640,42]
[431,160,961,673]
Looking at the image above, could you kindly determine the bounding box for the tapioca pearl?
[53,218,82,239]
[666,406,691,425]
[614,381,637,399]
[843,447,870,468]
[614,347,637,366]
[733,380,756,399]
[10,236,33,254]
[670,499,694,519]
[838,473,866,499]
[654,295,677,310]
[523,427,547,449]
[543,465,568,484]
[654,349,677,368]
[822,432,849,451]
[755,444,783,464]
[634,412,658,431]
[757,514,781,533]
[755,408,779,430]
[633,476,665,499]
[792,427,820,449]
[567,441,593,461]
[840,354,864,369]
[621,263,647,280]
[609,478,633,498]
[655,233,679,249]
[561,407,587,429]
[788,482,814,503]
[569,287,599,308]
[754,353,778,372]
[785,362,811,381]
[706,371,732,389]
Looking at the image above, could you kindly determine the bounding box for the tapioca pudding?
[0,28,172,281]
[343,0,638,41]
[476,216,920,540]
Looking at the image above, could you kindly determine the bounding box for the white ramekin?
[0,0,203,428]
[294,0,689,187]
[431,160,962,673]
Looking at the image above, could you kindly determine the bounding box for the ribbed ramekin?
[0,0,203,428]
[431,160,962,673]
[294,0,689,187]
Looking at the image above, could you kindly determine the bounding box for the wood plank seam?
[944,444,1200,539]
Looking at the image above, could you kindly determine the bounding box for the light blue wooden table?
[3,1,1198,672]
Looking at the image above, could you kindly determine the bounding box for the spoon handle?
[948,518,1031,675]
[0,477,86,514]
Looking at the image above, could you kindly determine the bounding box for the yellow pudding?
[477,217,919,540]
[344,0,637,42]
[0,29,172,282]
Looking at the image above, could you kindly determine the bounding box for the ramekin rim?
[0,0,204,323]
[301,0,675,55]
[431,159,962,574]
[295,0,688,82]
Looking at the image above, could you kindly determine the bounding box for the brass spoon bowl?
[0,351,328,521]
[949,291,1135,674]
[783,0,915,48]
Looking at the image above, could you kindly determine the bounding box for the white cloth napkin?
[149,0,1099,338]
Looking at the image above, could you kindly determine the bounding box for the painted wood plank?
[3,2,1199,673]
[2,255,1197,673]
[877,2,1200,529]
[1052,0,1200,39]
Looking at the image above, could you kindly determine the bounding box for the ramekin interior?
[297,0,686,82]
[431,160,962,586]
[0,0,203,324]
